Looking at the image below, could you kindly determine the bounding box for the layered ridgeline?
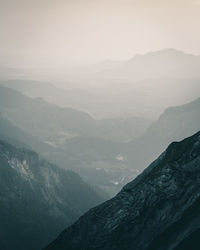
[0,85,147,195]
[0,114,124,197]
[95,48,200,80]
[49,96,200,196]
[45,131,200,250]
[0,84,200,196]
[0,84,151,143]
[0,139,103,250]
[1,49,200,119]
[125,97,200,170]
[0,113,53,153]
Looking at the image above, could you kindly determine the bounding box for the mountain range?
[0,85,151,195]
[95,48,200,80]
[65,48,200,118]
[0,48,200,250]
[45,131,200,250]
[1,49,200,119]
[0,84,200,196]
[0,84,150,143]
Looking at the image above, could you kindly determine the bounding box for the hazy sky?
[0,0,200,67]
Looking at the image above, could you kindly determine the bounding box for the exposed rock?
[0,139,103,250]
[45,131,200,250]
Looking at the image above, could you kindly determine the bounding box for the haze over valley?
[0,0,200,249]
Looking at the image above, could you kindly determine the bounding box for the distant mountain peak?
[161,97,200,117]
[130,48,196,61]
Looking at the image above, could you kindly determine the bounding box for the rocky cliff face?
[45,131,200,250]
[0,139,103,250]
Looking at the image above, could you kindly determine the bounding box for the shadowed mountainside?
[45,131,200,250]
[0,139,103,250]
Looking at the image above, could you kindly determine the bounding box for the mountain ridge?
[0,138,103,250]
[125,96,200,169]
[44,131,200,250]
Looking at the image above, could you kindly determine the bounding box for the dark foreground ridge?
[45,131,200,250]
[0,139,103,250]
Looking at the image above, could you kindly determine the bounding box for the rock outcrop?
[45,131,200,250]
[0,139,103,250]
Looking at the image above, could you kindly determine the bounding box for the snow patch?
[116,154,125,162]
[110,180,119,185]
[8,158,34,179]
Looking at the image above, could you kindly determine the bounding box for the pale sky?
[0,0,200,67]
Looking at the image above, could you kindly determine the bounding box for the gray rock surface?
[0,139,103,250]
[45,131,200,250]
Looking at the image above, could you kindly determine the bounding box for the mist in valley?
[0,0,200,249]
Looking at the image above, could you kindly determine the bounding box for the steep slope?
[0,85,98,142]
[0,139,103,250]
[0,84,147,143]
[0,113,53,153]
[1,85,199,196]
[41,96,200,196]
[0,80,96,114]
[0,85,144,195]
[61,97,200,194]
[0,80,152,134]
[45,131,200,250]
[0,113,128,196]
[126,97,200,169]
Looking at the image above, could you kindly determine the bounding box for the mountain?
[0,113,53,153]
[0,85,149,195]
[96,49,200,80]
[0,113,129,197]
[125,97,200,169]
[0,139,103,250]
[68,49,200,119]
[54,96,200,195]
[0,85,98,142]
[0,80,93,111]
[0,84,149,143]
[60,96,200,195]
[1,85,199,196]
[1,49,200,120]
[44,131,200,250]
[0,80,152,137]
